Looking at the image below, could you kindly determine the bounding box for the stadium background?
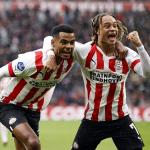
[0,0,150,149]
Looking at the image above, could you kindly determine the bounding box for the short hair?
[51,24,74,37]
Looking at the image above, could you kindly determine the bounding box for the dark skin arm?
[115,41,128,59]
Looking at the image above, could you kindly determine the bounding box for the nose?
[110,25,116,31]
[66,43,74,49]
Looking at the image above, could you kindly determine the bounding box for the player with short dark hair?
[0,24,76,150]
[51,24,74,36]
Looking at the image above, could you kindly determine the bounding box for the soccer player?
[43,14,150,150]
[70,13,150,150]
[0,25,76,150]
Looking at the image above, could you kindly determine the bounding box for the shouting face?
[98,15,118,45]
[52,32,75,59]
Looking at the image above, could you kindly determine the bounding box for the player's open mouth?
[107,33,117,42]
[62,53,72,59]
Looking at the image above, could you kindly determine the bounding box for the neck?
[52,48,63,65]
[97,40,115,56]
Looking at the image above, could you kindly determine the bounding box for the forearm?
[137,45,150,78]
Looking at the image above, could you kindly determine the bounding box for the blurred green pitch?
[0,121,149,150]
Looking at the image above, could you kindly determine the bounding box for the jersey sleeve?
[43,36,53,51]
[126,47,143,76]
[126,46,150,78]
[73,41,92,62]
[4,51,44,78]
[73,42,84,61]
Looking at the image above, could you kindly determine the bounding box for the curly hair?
[91,13,128,44]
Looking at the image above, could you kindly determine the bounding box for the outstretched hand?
[127,31,143,48]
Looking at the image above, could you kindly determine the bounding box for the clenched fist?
[127,31,143,48]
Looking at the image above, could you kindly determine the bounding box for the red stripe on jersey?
[3,80,27,104]
[28,89,48,109]
[91,83,103,121]
[30,72,39,78]
[109,59,116,72]
[85,44,97,68]
[18,70,50,107]
[84,79,91,117]
[105,58,117,120]
[43,71,53,80]
[17,87,39,106]
[65,58,73,72]
[56,60,64,79]
[118,82,124,118]
[8,62,15,77]
[86,79,91,99]
[122,59,129,74]
[27,69,52,109]
[105,83,117,121]
[35,51,44,72]
[130,59,140,71]
[37,98,44,112]
[96,48,104,69]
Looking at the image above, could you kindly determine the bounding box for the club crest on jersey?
[9,117,17,125]
[17,62,25,71]
[115,60,122,71]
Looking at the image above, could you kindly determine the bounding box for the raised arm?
[127,31,150,78]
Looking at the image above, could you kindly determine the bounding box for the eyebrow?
[60,39,75,43]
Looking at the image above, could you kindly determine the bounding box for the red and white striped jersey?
[0,78,10,92]
[0,49,74,112]
[74,42,142,121]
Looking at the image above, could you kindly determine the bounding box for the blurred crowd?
[0,2,149,107]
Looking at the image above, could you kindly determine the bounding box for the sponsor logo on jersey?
[17,62,25,71]
[90,71,122,83]
[29,79,57,88]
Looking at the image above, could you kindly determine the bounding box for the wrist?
[137,45,144,51]
[135,42,142,47]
